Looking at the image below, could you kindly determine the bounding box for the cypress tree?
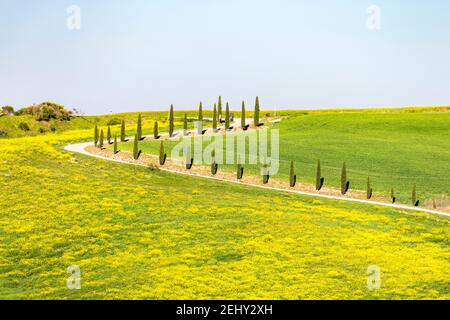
[185,146,193,170]
[212,104,217,131]
[198,102,203,122]
[262,164,270,184]
[183,113,188,136]
[225,102,230,129]
[341,162,350,195]
[137,114,143,140]
[211,150,218,175]
[237,162,244,180]
[94,125,99,147]
[254,96,260,127]
[412,183,419,206]
[169,105,174,137]
[290,160,296,187]
[316,160,324,191]
[113,136,119,154]
[99,129,104,148]
[120,120,126,142]
[367,177,373,199]
[159,141,167,165]
[133,134,141,160]
[154,121,159,139]
[107,125,112,144]
[218,96,222,117]
[391,188,396,203]
[241,101,246,129]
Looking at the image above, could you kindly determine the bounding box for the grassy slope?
[116,107,450,203]
[0,129,449,299]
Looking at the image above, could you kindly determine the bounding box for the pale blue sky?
[1,0,450,114]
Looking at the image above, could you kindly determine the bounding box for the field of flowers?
[0,128,448,299]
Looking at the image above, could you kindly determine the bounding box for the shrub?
[290,161,296,187]
[38,127,47,134]
[1,106,14,115]
[107,118,122,126]
[367,177,373,199]
[154,121,159,139]
[120,120,126,142]
[133,135,141,160]
[137,114,143,140]
[49,124,56,132]
[341,162,350,195]
[254,96,260,127]
[391,188,396,203]
[159,141,167,166]
[113,136,119,154]
[94,125,99,147]
[18,122,30,132]
[0,129,7,137]
[169,105,174,137]
[316,160,324,191]
[99,130,104,148]
[16,102,72,121]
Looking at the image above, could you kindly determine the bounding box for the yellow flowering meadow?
[0,131,449,299]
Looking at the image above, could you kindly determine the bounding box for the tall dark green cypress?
[159,141,166,165]
[412,183,417,206]
[137,114,142,140]
[107,125,112,144]
[367,177,373,199]
[316,160,323,191]
[99,129,104,148]
[341,162,349,195]
[113,136,119,154]
[154,121,159,139]
[198,102,203,122]
[391,188,396,203]
[254,96,260,127]
[94,125,99,147]
[133,134,140,160]
[225,103,230,129]
[169,105,174,137]
[120,120,126,142]
[241,101,246,129]
[290,160,296,187]
[183,113,188,136]
[212,104,217,131]
[218,96,222,117]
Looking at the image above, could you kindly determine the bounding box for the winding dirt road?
[65,141,450,218]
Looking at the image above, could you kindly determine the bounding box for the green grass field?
[115,107,450,204]
[0,107,449,299]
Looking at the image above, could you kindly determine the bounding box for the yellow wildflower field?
[0,131,448,299]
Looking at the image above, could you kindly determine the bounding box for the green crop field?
[0,107,449,300]
[115,107,450,204]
